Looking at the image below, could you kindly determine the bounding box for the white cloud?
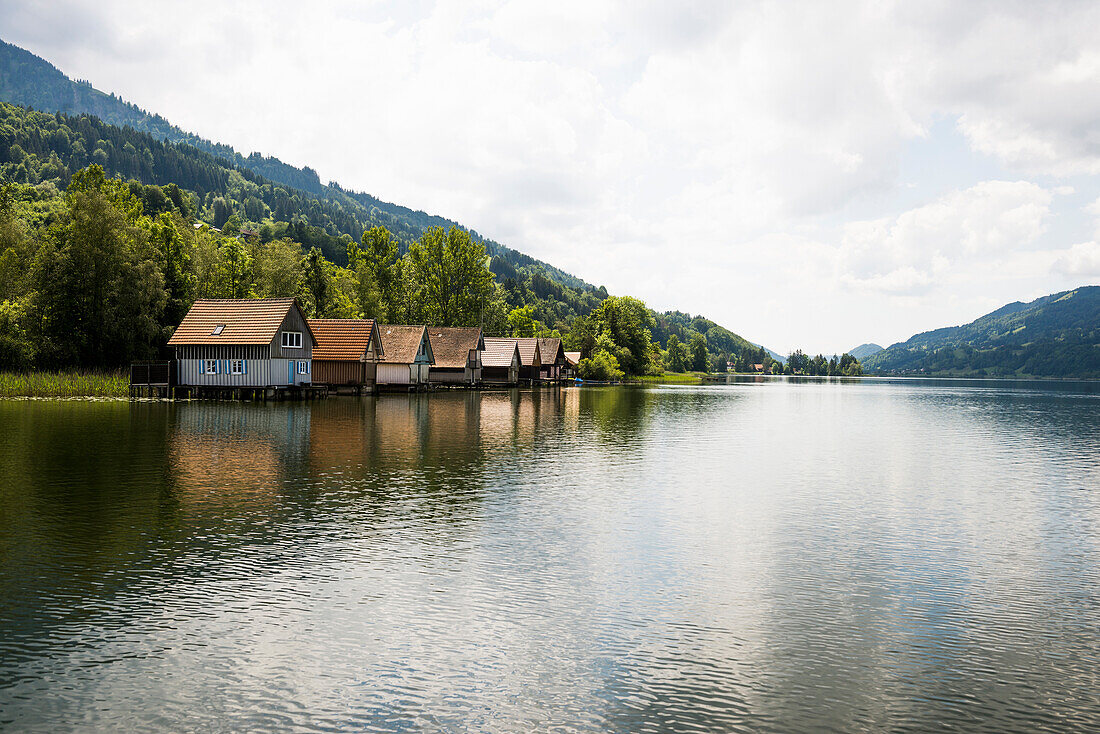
[2,0,1099,352]
[1052,242,1100,278]
[839,181,1053,294]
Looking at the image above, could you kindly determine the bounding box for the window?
[231,359,244,375]
[297,361,309,375]
[281,331,302,349]
[211,324,225,336]
[204,359,217,375]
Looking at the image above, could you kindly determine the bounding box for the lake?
[2,378,1100,732]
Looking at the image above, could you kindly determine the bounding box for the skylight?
[211,324,225,335]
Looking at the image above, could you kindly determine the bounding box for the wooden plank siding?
[313,360,365,386]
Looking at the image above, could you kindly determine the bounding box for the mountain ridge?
[863,287,1100,378]
[847,343,883,360]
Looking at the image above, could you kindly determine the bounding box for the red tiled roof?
[482,337,520,368]
[514,337,541,367]
[428,327,484,369]
[308,319,378,361]
[167,298,310,346]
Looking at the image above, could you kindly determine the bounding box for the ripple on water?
[1,384,1100,731]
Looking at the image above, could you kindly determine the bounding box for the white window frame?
[231,359,244,375]
[297,360,308,375]
[281,331,303,349]
[203,359,218,375]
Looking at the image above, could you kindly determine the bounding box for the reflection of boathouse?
[169,402,312,504]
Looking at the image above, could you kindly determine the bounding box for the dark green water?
[2,379,1100,732]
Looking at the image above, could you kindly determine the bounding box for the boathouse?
[564,351,580,378]
[428,327,484,386]
[514,338,542,383]
[168,298,316,389]
[308,318,384,391]
[538,338,567,380]
[482,337,521,385]
[377,325,434,387]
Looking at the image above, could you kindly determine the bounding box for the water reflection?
[1,381,1100,732]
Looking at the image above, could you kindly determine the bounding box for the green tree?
[351,226,403,321]
[666,334,686,372]
[34,167,165,366]
[507,304,541,337]
[148,213,195,326]
[689,333,708,372]
[714,351,729,373]
[405,226,494,327]
[581,296,659,375]
[0,297,35,369]
[218,238,254,299]
[252,238,304,298]
[300,247,330,317]
[212,196,232,228]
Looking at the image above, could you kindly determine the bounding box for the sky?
[3,0,1100,354]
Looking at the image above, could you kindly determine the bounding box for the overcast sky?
[4,0,1100,353]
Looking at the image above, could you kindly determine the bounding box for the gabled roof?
[308,319,381,361]
[428,327,484,369]
[564,351,581,366]
[482,337,521,368]
[538,338,565,365]
[168,298,313,346]
[514,337,542,367]
[378,325,434,364]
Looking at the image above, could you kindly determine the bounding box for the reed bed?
[631,372,705,384]
[0,371,129,398]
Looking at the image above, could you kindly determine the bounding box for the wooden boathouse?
[514,338,542,383]
[166,298,324,399]
[308,318,384,393]
[538,338,567,381]
[377,325,434,389]
[482,337,521,386]
[428,327,484,386]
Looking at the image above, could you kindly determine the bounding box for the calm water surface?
[2,378,1100,732]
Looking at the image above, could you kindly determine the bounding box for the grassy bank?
[632,372,707,384]
[0,371,129,398]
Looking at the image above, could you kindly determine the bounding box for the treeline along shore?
[0,102,865,396]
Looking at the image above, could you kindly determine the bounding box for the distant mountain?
[863,287,1100,378]
[761,346,785,364]
[848,343,883,360]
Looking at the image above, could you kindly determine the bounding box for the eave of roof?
[308,318,378,361]
[167,298,312,346]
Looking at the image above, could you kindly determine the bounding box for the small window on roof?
[211,324,225,336]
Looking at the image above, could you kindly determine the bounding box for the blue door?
[288,360,294,385]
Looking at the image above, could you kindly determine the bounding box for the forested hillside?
[0,40,595,290]
[863,288,1100,378]
[0,37,792,372]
